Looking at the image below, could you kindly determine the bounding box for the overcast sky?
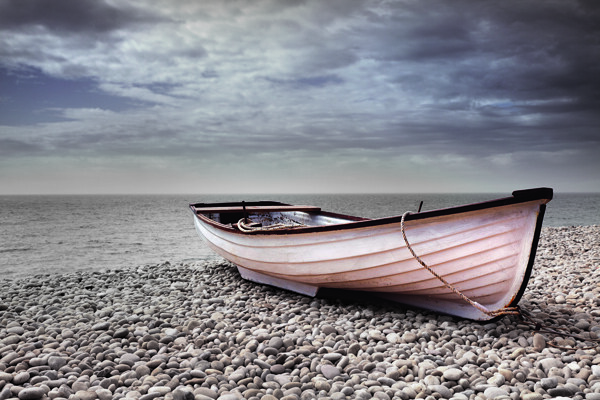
[1,0,599,194]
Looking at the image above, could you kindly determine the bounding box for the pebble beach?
[1,226,599,400]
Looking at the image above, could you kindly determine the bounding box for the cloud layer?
[1,0,599,193]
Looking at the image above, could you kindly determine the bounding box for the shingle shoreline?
[1,226,599,400]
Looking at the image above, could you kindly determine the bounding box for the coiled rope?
[237,218,305,233]
[400,211,520,318]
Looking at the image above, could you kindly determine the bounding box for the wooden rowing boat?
[189,188,552,320]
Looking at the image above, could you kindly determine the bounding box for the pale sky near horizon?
[1,0,599,194]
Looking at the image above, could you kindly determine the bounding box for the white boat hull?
[190,190,551,320]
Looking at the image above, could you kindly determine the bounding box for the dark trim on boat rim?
[190,187,553,235]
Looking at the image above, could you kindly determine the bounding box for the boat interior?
[191,202,361,229]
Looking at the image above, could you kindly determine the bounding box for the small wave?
[0,247,32,253]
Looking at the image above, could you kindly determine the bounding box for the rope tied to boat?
[237,218,305,233]
[400,211,520,318]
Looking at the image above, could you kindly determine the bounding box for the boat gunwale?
[189,187,553,236]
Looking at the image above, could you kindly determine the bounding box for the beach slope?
[1,226,599,400]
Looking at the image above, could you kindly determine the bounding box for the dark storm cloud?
[0,0,599,193]
[351,0,600,113]
[0,138,42,156]
[0,0,163,34]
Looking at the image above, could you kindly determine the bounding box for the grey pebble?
[0,373,11,383]
[74,390,98,400]
[443,368,464,381]
[216,394,243,400]
[314,380,331,392]
[539,358,564,373]
[548,386,578,397]
[92,321,110,330]
[321,364,341,379]
[540,377,558,390]
[196,388,219,399]
[532,333,546,350]
[521,393,543,400]
[13,371,30,385]
[7,326,25,335]
[139,394,162,400]
[483,387,509,399]
[17,388,46,400]
[270,364,285,374]
[48,355,67,370]
[401,332,417,343]
[268,336,284,349]
[429,384,452,398]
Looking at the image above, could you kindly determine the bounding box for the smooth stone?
[120,353,141,365]
[96,389,113,400]
[314,380,331,392]
[0,387,12,400]
[539,358,564,372]
[402,332,417,343]
[75,390,98,400]
[216,394,243,400]
[548,386,577,397]
[373,392,390,400]
[114,328,129,338]
[540,377,558,390]
[386,333,399,344]
[321,364,341,379]
[323,353,342,362]
[48,356,67,371]
[196,388,219,399]
[2,336,21,345]
[92,322,111,330]
[377,377,396,387]
[263,347,278,356]
[321,325,337,335]
[429,384,452,398]
[487,373,505,386]
[270,364,285,374]
[348,343,361,355]
[140,394,162,400]
[443,368,464,381]
[17,388,46,400]
[72,380,90,392]
[268,337,284,349]
[273,374,291,386]
[521,393,543,400]
[483,387,509,399]
[7,326,25,335]
[497,368,513,382]
[0,372,12,382]
[230,367,248,382]
[13,371,30,385]
[136,365,151,377]
[532,333,546,351]
[148,386,171,395]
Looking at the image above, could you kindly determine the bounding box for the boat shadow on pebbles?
[0,226,599,400]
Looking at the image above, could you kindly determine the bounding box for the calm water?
[1,192,598,280]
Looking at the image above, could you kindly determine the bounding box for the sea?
[1,192,598,281]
